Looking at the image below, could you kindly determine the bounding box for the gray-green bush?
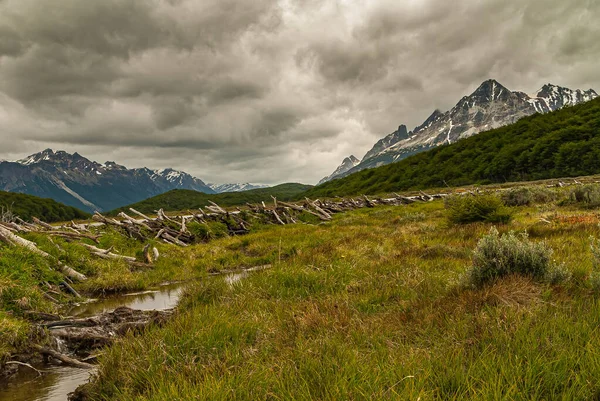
[501,187,558,207]
[445,194,512,225]
[466,227,555,287]
[563,184,600,208]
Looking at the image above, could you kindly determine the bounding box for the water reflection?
[0,283,185,401]
[66,283,184,318]
[0,366,93,401]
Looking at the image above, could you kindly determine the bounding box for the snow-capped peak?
[209,183,270,193]
[317,155,360,185]
[17,148,55,165]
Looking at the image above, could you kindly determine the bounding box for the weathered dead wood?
[16,217,38,231]
[209,264,273,276]
[208,201,227,214]
[272,209,285,225]
[160,231,188,247]
[0,225,87,281]
[305,198,332,220]
[93,212,123,227]
[81,243,137,262]
[278,201,304,211]
[118,212,152,230]
[33,345,94,369]
[61,281,83,298]
[129,208,152,221]
[142,244,159,264]
[36,230,100,243]
[5,361,46,376]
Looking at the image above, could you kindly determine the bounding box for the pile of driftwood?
[89,193,446,247]
[0,193,446,288]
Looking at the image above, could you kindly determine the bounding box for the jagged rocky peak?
[343,155,360,165]
[317,154,361,185]
[395,125,409,141]
[18,149,98,171]
[318,78,598,184]
[534,83,598,110]
[104,161,127,170]
[413,110,444,132]
[462,79,512,106]
[18,148,56,165]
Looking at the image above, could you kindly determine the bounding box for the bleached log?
[278,201,304,212]
[81,243,137,262]
[208,201,227,214]
[16,217,38,231]
[34,230,100,243]
[0,226,86,281]
[160,231,188,247]
[305,198,332,219]
[93,212,123,227]
[118,212,152,230]
[129,208,152,221]
[272,209,285,225]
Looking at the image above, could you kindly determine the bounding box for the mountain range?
[208,183,270,193]
[320,80,598,183]
[0,149,266,213]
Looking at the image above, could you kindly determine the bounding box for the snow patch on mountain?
[209,183,270,193]
[2,150,215,212]
[319,79,598,184]
[318,155,360,185]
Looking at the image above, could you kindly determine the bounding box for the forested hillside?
[305,97,600,198]
[110,183,312,214]
[0,191,90,222]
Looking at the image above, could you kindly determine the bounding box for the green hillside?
[0,191,90,222]
[305,97,600,198]
[110,183,313,214]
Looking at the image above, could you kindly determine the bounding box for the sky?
[0,0,598,185]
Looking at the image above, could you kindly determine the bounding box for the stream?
[0,282,185,401]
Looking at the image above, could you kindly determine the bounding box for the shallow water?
[0,282,186,401]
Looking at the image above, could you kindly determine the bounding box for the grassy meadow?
[68,184,600,400]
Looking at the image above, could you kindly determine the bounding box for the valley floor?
[75,196,600,400]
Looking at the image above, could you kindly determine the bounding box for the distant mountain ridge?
[0,149,215,213]
[208,183,270,193]
[320,80,598,183]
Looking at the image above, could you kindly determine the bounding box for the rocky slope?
[317,155,360,185]
[321,80,598,183]
[0,149,215,212]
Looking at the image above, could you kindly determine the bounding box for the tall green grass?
[76,196,600,400]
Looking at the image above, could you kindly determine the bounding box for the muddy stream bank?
[0,282,185,401]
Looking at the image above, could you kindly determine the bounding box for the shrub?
[501,187,533,207]
[563,184,600,208]
[530,187,558,204]
[501,187,558,207]
[466,227,554,287]
[445,194,512,225]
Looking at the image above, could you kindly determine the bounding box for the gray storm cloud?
[0,0,598,184]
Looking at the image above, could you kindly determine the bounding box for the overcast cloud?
[0,0,598,184]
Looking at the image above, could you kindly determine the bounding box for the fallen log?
[33,345,94,369]
[0,226,87,282]
[129,208,152,221]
